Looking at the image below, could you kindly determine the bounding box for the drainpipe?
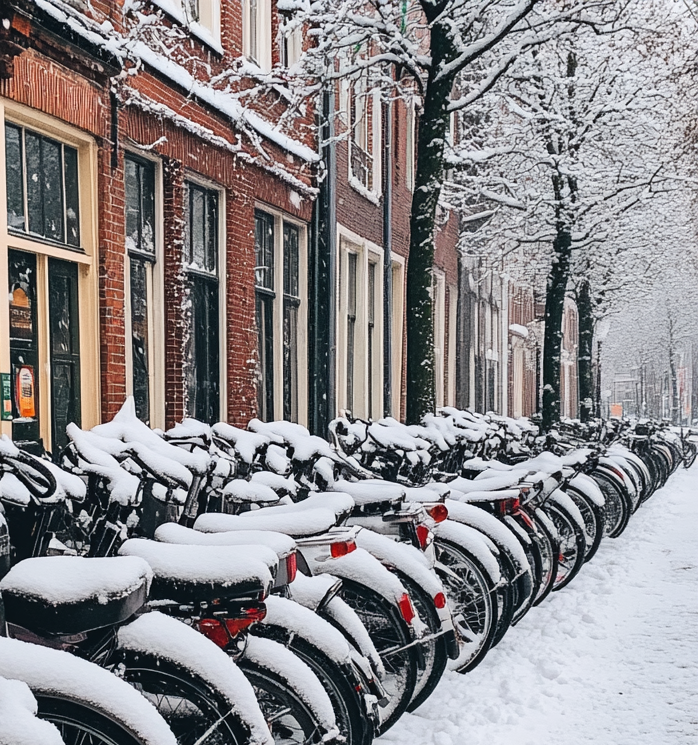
[326,85,337,428]
[382,98,393,417]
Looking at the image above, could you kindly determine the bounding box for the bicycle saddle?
[0,556,151,636]
[118,539,275,603]
[194,492,354,538]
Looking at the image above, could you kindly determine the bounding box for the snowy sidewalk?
[379,466,698,745]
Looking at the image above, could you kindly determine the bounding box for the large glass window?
[255,210,275,421]
[254,209,306,422]
[5,123,80,247]
[185,181,220,424]
[283,224,300,422]
[125,155,156,423]
[346,252,357,413]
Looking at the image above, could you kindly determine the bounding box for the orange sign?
[16,366,36,419]
[610,403,623,418]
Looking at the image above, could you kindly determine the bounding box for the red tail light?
[398,593,415,624]
[225,605,267,637]
[330,540,357,558]
[198,618,230,648]
[286,551,297,583]
[416,524,431,549]
[496,497,520,516]
[427,504,449,523]
[433,592,447,609]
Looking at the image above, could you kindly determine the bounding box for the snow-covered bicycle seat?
[0,556,151,635]
[193,492,354,538]
[118,539,275,603]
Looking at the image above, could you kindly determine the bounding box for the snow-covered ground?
[380,465,698,745]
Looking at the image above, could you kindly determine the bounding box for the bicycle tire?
[433,538,498,675]
[592,470,631,538]
[235,656,329,745]
[118,655,248,745]
[528,510,559,607]
[544,499,586,591]
[338,579,418,736]
[36,696,153,745]
[253,622,373,745]
[565,485,604,563]
[397,573,448,711]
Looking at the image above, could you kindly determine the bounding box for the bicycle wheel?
[434,538,498,675]
[565,485,604,563]
[254,623,373,745]
[338,580,418,735]
[235,658,327,745]
[120,658,247,745]
[36,697,152,745]
[529,511,559,607]
[592,470,631,538]
[544,501,586,591]
[397,573,448,711]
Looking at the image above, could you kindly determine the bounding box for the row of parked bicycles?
[0,400,695,745]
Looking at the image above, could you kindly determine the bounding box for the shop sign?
[0,373,12,421]
[9,287,32,340]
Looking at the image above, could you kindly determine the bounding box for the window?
[255,210,275,420]
[151,0,221,49]
[390,258,405,419]
[279,11,302,68]
[344,75,381,197]
[125,154,159,425]
[5,123,80,247]
[337,234,383,419]
[283,224,300,422]
[184,181,220,424]
[433,271,446,407]
[346,251,357,413]
[243,0,271,71]
[405,99,416,192]
[254,208,307,423]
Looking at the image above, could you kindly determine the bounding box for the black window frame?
[255,209,275,421]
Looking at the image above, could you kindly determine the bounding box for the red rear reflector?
[198,618,229,648]
[398,593,415,624]
[225,605,267,637]
[434,592,447,609]
[330,541,357,558]
[416,524,431,549]
[427,504,448,523]
[496,497,521,516]
[286,552,297,583]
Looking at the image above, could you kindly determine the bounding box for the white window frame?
[123,149,166,430]
[447,284,457,407]
[345,77,382,203]
[390,254,405,419]
[433,269,446,408]
[242,0,272,72]
[184,171,227,423]
[278,11,303,68]
[254,204,308,426]
[0,101,101,446]
[405,98,416,193]
[150,0,222,52]
[336,226,383,419]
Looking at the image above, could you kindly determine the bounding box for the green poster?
[1,373,12,421]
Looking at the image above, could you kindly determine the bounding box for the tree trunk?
[542,228,572,431]
[405,22,456,424]
[577,279,594,422]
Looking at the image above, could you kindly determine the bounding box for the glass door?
[48,258,81,452]
[8,250,40,445]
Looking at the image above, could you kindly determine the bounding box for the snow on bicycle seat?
[248,420,335,461]
[154,523,296,557]
[0,556,151,636]
[194,492,354,538]
[448,487,522,504]
[332,478,406,505]
[118,539,274,603]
